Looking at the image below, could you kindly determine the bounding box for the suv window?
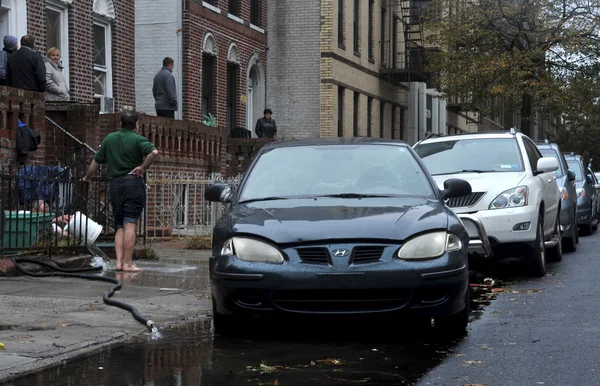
[522,138,542,171]
[414,138,524,175]
[539,148,565,177]
[566,159,584,181]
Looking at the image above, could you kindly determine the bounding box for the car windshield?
[566,159,584,181]
[238,145,435,202]
[539,149,564,177]
[414,138,524,176]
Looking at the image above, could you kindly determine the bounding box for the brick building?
[267,0,488,144]
[1,0,135,112]
[135,0,268,137]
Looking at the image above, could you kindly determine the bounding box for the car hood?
[431,172,527,193]
[225,198,450,244]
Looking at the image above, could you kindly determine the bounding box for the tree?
[423,0,600,137]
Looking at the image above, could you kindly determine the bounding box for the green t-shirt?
[94,129,157,178]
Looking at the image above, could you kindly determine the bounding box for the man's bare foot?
[122,264,142,272]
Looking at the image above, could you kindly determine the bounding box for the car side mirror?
[442,178,472,199]
[567,169,576,182]
[205,183,233,204]
[536,157,559,174]
[594,184,600,190]
[586,174,594,184]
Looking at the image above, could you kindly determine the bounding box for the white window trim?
[227,13,244,24]
[93,19,113,113]
[202,1,221,14]
[45,2,70,87]
[1,0,28,39]
[250,24,264,34]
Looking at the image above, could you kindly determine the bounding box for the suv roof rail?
[509,127,518,135]
[424,132,444,140]
[533,139,551,145]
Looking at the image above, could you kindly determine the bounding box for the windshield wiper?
[314,193,399,199]
[433,169,496,176]
[238,196,292,204]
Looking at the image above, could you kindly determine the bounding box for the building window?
[46,4,69,87]
[93,22,112,113]
[227,64,239,136]
[368,0,374,61]
[391,106,396,139]
[353,91,359,137]
[353,0,359,53]
[380,7,386,67]
[380,101,385,138]
[338,86,344,137]
[202,54,215,118]
[228,0,240,17]
[367,97,373,137]
[251,0,260,26]
[400,108,405,141]
[338,0,344,47]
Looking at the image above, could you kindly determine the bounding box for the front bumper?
[458,214,493,258]
[455,204,539,244]
[576,199,592,225]
[211,247,468,320]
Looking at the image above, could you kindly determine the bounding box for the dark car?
[563,153,600,235]
[535,141,578,252]
[205,138,473,336]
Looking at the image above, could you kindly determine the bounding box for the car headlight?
[489,186,528,209]
[559,186,568,201]
[220,237,284,264]
[397,231,462,260]
[577,188,586,199]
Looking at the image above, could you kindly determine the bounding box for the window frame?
[228,0,240,17]
[202,54,216,118]
[367,97,373,137]
[92,18,113,113]
[379,101,385,138]
[353,0,360,54]
[353,91,360,137]
[250,0,261,27]
[337,0,345,48]
[45,2,70,87]
[368,0,374,61]
[338,86,344,137]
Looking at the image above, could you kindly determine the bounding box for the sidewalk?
[0,245,213,382]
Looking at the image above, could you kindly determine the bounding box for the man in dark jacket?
[152,57,178,119]
[255,108,278,138]
[6,35,46,92]
[0,35,19,85]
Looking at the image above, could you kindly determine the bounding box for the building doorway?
[246,56,264,138]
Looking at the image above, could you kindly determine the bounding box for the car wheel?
[581,218,594,236]
[564,209,578,253]
[434,291,469,338]
[548,215,563,262]
[212,300,234,336]
[528,215,546,277]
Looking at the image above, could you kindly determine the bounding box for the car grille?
[446,192,485,208]
[297,248,330,264]
[271,289,410,313]
[351,246,385,264]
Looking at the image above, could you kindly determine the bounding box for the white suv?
[413,130,562,277]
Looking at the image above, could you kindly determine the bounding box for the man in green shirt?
[82,110,159,272]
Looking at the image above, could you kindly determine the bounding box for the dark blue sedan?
[205,138,473,336]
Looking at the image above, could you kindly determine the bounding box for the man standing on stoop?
[152,57,178,119]
[82,109,159,272]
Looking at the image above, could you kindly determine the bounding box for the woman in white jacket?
[44,47,70,101]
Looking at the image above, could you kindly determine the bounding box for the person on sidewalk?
[44,47,70,101]
[0,35,19,85]
[255,108,277,138]
[152,57,178,119]
[6,35,46,92]
[82,109,159,272]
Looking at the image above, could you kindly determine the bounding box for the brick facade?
[136,0,268,137]
[25,0,135,108]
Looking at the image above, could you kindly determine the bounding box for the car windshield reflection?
[238,145,435,202]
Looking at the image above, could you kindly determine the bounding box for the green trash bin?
[2,211,55,249]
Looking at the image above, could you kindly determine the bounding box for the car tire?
[548,214,563,262]
[528,215,546,277]
[434,290,469,338]
[212,300,234,336]
[581,219,594,236]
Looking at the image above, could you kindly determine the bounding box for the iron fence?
[145,171,243,238]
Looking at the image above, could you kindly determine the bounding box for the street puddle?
[4,285,497,385]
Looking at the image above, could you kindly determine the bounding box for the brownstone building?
[135,0,268,137]
[2,0,135,112]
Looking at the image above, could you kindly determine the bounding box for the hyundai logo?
[331,249,350,257]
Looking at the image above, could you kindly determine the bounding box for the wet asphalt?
[3,232,600,386]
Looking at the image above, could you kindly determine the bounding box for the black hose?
[11,257,156,331]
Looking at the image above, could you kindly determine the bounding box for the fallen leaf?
[315,358,343,365]
[274,379,279,386]
[0,342,4,349]
[456,354,466,357]
[462,360,484,367]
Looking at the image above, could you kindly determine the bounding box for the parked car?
[595,171,600,182]
[413,129,562,277]
[563,153,600,235]
[205,138,473,336]
[534,140,578,252]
